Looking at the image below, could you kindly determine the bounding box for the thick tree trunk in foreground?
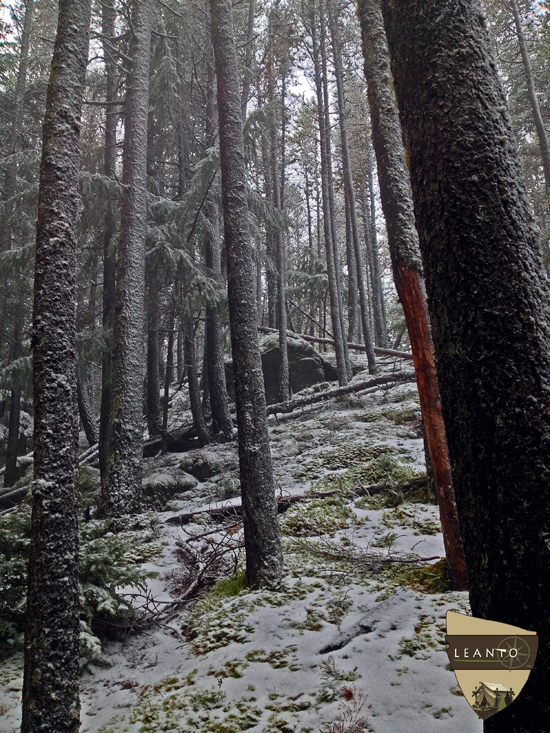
[21,0,91,728]
[358,0,467,590]
[210,0,283,588]
[382,1,550,728]
[100,0,152,517]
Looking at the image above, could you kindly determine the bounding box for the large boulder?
[141,470,198,509]
[179,449,238,482]
[225,332,338,405]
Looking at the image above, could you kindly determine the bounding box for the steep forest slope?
[0,361,481,733]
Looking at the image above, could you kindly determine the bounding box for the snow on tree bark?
[98,0,118,481]
[100,0,153,517]
[309,6,350,386]
[329,0,376,373]
[209,0,283,588]
[357,0,467,590]
[21,0,91,728]
[382,0,550,727]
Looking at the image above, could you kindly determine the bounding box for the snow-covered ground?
[0,360,483,733]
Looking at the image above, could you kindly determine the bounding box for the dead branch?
[165,476,427,526]
[266,372,416,415]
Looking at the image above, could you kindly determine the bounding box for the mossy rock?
[179,450,235,481]
[142,469,198,508]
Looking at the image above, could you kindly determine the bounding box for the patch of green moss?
[209,570,248,599]
[280,495,355,537]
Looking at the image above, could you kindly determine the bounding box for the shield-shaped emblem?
[446,611,538,720]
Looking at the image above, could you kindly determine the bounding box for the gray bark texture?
[508,0,550,192]
[329,0,376,373]
[146,286,162,437]
[310,8,349,386]
[99,0,118,479]
[358,0,467,590]
[184,328,210,447]
[381,0,550,727]
[210,0,283,589]
[204,61,233,441]
[21,0,91,728]
[100,0,153,517]
[76,365,98,447]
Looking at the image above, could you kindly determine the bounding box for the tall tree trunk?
[344,196,360,343]
[241,0,256,120]
[99,0,118,480]
[381,1,550,727]
[210,0,283,588]
[146,285,162,437]
[319,0,351,379]
[0,0,34,254]
[4,319,23,488]
[21,0,91,728]
[267,22,290,403]
[310,7,349,385]
[100,0,152,517]
[77,365,98,447]
[162,308,174,433]
[185,327,210,446]
[0,0,34,353]
[364,154,388,347]
[204,194,234,439]
[204,54,233,440]
[329,0,376,372]
[508,0,550,192]
[357,0,467,590]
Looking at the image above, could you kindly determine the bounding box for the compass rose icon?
[496,636,532,670]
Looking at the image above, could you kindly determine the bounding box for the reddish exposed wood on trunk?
[396,264,468,590]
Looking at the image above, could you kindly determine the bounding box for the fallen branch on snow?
[266,372,416,416]
[164,476,427,526]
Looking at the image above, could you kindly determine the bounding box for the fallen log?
[259,326,414,360]
[266,372,416,415]
[297,333,414,360]
[164,475,427,525]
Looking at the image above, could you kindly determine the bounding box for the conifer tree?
[382,0,550,726]
[21,0,91,728]
[210,0,283,588]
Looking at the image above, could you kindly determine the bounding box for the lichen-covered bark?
[99,0,118,480]
[100,0,152,517]
[381,1,550,727]
[204,60,233,441]
[266,23,290,403]
[185,328,210,447]
[210,0,283,588]
[146,286,162,438]
[76,365,98,447]
[329,0,376,373]
[21,0,91,728]
[357,0,467,590]
[309,6,350,386]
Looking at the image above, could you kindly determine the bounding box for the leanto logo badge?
[446,611,538,720]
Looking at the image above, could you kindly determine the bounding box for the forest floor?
[0,358,482,733]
